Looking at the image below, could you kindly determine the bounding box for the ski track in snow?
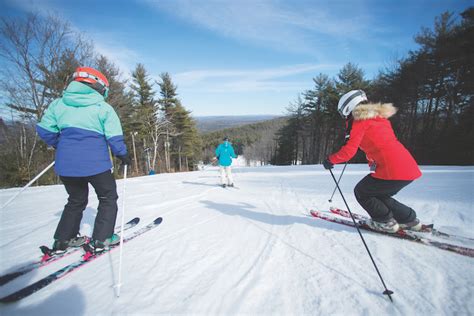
[0,164,473,315]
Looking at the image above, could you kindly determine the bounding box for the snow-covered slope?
[0,164,473,315]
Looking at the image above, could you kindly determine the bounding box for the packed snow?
[0,164,473,315]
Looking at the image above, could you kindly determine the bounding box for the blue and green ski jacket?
[36,81,127,176]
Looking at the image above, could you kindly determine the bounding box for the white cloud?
[173,63,338,93]
[141,0,370,55]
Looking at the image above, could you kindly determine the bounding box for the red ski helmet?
[73,67,109,97]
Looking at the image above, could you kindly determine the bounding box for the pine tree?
[129,63,159,173]
[302,74,339,163]
[335,62,370,94]
[156,73,201,171]
[157,72,179,119]
[274,117,300,165]
[168,103,201,171]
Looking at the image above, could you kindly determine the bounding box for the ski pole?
[115,164,127,297]
[328,168,394,302]
[328,162,347,202]
[1,161,55,210]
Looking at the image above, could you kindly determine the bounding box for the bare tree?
[0,13,93,180]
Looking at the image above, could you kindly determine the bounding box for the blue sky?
[1,0,470,116]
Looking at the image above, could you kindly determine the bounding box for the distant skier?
[323,90,422,233]
[36,67,131,254]
[214,137,237,188]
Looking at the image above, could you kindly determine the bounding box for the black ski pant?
[54,170,118,242]
[354,174,417,224]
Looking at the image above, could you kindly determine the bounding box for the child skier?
[214,137,237,188]
[36,67,131,253]
[323,90,422,233]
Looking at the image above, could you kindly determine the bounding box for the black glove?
[117,154,132,166]
[323,158,334,170]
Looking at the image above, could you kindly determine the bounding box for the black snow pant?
[354,174,417,224]
[54,170,118,242]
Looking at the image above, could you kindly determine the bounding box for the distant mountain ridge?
[194,115,281,133]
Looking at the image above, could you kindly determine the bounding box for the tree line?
[1,9,472,188]
[0,13,201,187]
[273,8,473,166]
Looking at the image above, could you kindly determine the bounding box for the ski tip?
[0,271,24,287]
[154,217,163,224]
[130,217,140,224]
[0,295,15,304]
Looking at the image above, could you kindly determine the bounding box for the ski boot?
[222,184,227,188]
[399,218,422,231]
[51,235,88,254]
[85,234,121,254]
[360,218,399,233]
[228,183,234,187]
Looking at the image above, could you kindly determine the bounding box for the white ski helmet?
[337,90,368,117]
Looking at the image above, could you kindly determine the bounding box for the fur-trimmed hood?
[352,103,397,120]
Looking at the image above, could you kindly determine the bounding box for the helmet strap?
[80,81,108,97]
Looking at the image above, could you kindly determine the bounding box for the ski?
[329,207,474,242]
[0,217,162,303]
[220,185,239,189]
[310,210,474,258]
[0,217,140,287]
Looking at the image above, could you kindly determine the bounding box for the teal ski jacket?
[215,141,237,167]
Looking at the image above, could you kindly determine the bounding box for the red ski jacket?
[329,103,421,180]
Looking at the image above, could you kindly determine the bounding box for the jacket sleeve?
[102,104,128,157]
[36,100,60,148]
[329,120,368,164]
